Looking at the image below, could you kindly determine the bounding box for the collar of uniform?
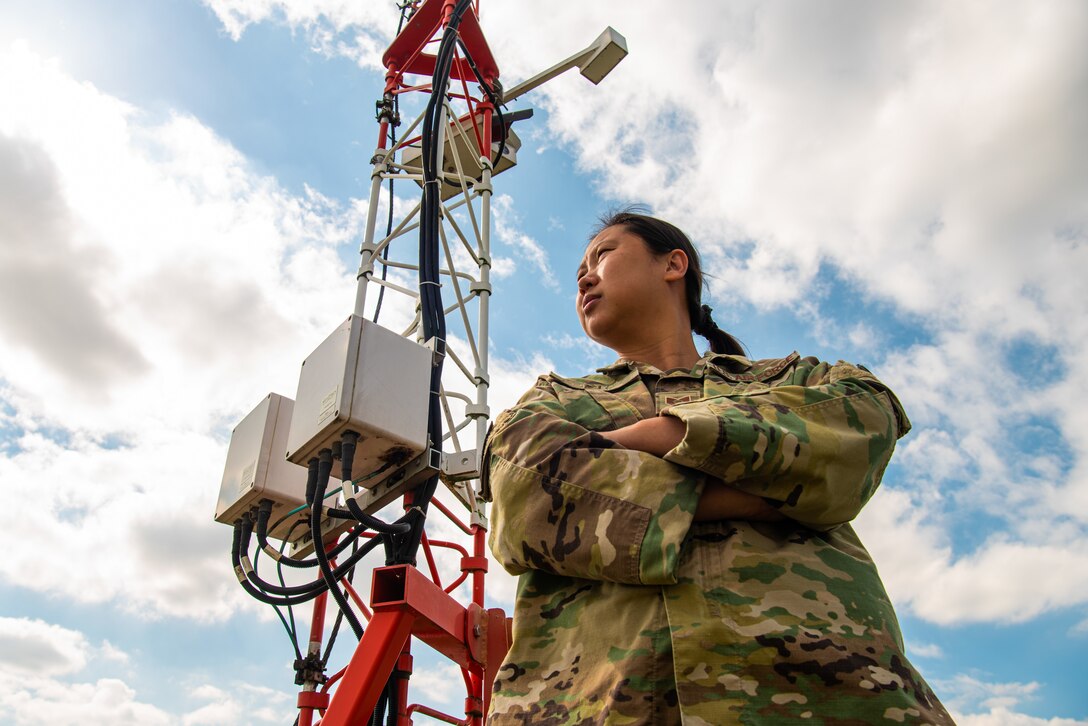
[704,351,753,377]
[705,351,800,381]
[596,354,713,380]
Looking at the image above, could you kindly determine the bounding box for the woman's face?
[576,225,676,350]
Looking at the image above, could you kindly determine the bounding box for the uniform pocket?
[685,522,737,619]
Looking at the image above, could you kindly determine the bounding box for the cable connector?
[375,93,400,127]
[293,653,327,686]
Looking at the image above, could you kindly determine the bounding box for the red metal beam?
[382,0,499,83]
[319,564,512,725]
[320,610,415,726]
[371,564,472,667]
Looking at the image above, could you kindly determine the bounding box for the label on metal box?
[318,387,338,426]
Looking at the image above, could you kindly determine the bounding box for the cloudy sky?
[1,0,1086,723]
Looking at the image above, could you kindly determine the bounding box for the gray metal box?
[400,126,521,199]
[286,315,432,484]
[215,393,310,539]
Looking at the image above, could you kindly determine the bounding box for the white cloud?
[941,674,1088,726]
[178,680,293,725]
[182,700,241,726]
[955,710,1088,726]
[200,0,399,69]
[0,132,148,389]
[487,352,554,417]
[404,662,464,708]
[909,642,944,660]
[492,194,561,293]
[97,641,130,665]
[0,619,172,725]
[857,488,1088,625]
[0,675,174,726]
[0,617,89,677]
[0,611,301,725]
[541,332,611,369]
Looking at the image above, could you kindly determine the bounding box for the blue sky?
[1,1,1086,724]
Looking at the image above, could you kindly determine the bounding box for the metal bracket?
[350,448,442,515]
[441,449,478,481]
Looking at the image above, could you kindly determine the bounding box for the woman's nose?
[578,271,596,292]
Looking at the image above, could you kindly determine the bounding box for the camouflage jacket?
[483,352,953,725]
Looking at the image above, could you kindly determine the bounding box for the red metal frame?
[377,0,495,159]
[304,526,510,726]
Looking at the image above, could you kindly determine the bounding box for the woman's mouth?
[581,294,601,313]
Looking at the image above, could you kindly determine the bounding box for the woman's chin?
[583,327,622,354]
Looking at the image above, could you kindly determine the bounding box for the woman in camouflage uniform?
[483,211,953,725]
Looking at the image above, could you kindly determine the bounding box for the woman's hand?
[694,479,784,522]
[600,416,785,523]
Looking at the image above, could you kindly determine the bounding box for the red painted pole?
[472,528,486,607]
[393,647,413,725]
[297,590,328,726]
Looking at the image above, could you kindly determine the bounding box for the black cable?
[369,684,388,726]
[373,0,413,327]
[372,129,394,326]
[321,536,354,667]
[232,522,326,608]
[278,519,307,658]
[257,499,363,568]
[245,534,380,597]
[239,514,382,599]
[385,677,400,726]
[391,0,474,567]
[455,36,507,166]
[311,451,366,639]
[252,528,302,661]
[229,480,380,611]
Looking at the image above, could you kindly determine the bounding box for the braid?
[692,304,746,356]
[693,304,714,336]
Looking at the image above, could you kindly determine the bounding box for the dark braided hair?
[592,207,746,356]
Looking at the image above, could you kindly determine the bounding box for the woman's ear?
[664,249,689,282]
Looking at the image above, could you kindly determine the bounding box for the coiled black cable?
[256,499,361,569]
[231,521,327,608]
[236,514,382,600]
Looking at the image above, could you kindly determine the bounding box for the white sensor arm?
[502,27,628,103]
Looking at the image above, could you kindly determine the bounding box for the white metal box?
[286,315,432,484]
[215,393,310,539]
[401,124,521,200]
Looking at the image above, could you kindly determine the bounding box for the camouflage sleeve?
[483,379,706,585]
[659,360,910,531]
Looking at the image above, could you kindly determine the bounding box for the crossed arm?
[486,363,904,582]
[598,416,785,522]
